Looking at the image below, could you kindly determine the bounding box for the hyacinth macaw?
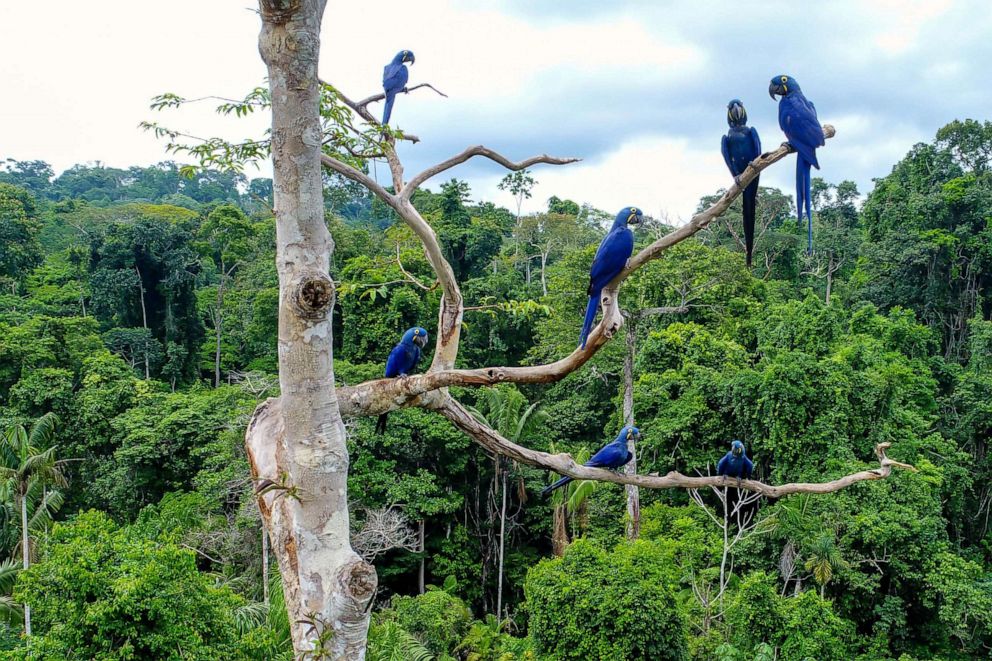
[578,206,642,349]
[721,99,762,267]
[541,426,638,496]
[769,74,824,254]
[716,439,754,487]
[375,326,429,434]
[382,50,415,125]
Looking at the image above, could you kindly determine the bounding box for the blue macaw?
[716,439,754,487]
[770,74,824,254]
[375,326,429,434]
[721,99,762,267]
[541,426,638,496]
[382,50,415,125]
[579,206,642,349]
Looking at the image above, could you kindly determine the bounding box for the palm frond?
[367,620,434,661]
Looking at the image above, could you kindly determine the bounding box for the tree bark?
[214,272,225,388]
[135,265,150,380]
[261,515,270,608]
[20,494,30,637]
[496,463,508,618]
[418,519,425,595]
[622,321,640,540]
[245,2,375,658]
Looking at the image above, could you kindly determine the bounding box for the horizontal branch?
[354,83,448,110]
[436,396,915,498]
[400,146,580,199]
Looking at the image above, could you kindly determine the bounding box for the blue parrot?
[770,74,824,254]
[381,50,415,125]
[579,206,642,349]
[721,99,762,267]
[541,426,638,496]
[375,326,429,434]
[716,439,754,487]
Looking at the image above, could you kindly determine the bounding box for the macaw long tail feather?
[743,181,757,268]
[375,413,389,435]
[382,93,396,125]
[579,292,600,350]
[541,475,573,497]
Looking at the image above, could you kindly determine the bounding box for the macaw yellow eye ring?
[413,329,419,335]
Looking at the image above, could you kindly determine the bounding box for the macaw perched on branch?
[579,206,642,349]
[770,74,823,254]
[375,326,429,434]
[541,426,637,496]
[721,99,762,267]
[717,439,754,487]
[382,50,415,125]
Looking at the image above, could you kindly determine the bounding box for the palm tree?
[0,412,67,637]
[804,532,849,598]
[544,444,597,556]
[467,386,548,619]
[0,559,21,627]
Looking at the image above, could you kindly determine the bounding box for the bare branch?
[401,146,580,199]
[435,395,914,497]
[335,126,837,418]
[351,506,419,561]
[320,154,396,208]
[354,83,448,111]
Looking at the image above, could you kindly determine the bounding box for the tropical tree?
[804,532,850,598]
[468,386,548,618]
[0,412,66,637]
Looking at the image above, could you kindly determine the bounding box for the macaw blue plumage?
[382,50,415,125]
[770,74,824,254]
[716,439,754,486]
[541,426,638,496]
[375,326,429,434]
[721,99,762,267]
[579,206,642,349]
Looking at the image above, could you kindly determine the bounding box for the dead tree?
[232,3,915,658]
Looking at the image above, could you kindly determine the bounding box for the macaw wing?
[716,453,731,476]
[383,63,408,93]
[588,228,633,290]
[411,345,422,369]
[749,127,762,160]
[743,456,754,479]
[721,134,733,174]
[586,442,625,468]
[384,343,407,377]
[781,97,824,167]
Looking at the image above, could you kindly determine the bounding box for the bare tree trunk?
[552,503,569,556]
[245,2,375,658]
[825,253,834,304]
[496,464,508,618]
[135,265,150,380]
[214,274,225,388]
[262,518,270,608]
[418,519,425,594]
[540,250,549,297]
[623,321,640,540]
[20,495,30,637]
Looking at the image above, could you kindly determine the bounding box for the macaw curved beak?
[627,213,642,225]
[769,82,786,99]
[733,447,743,457]
[413,333,428,348]
[408,55,416,65]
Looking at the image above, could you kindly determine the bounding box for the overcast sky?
[2,0,989,219]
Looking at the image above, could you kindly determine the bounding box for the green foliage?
[525,539,688,660]
[9,511,246,659]
[387,588,473,657]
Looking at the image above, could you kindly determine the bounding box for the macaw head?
[769,74,799,99]
[615,206,643,227]
[402,326,429,348]
[620,425,641,442]
[731,439,745,457]
[727,99,748,127]
[394,50,415,65]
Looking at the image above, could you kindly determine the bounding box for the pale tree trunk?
[418,519,425,594]
[20,495,30,637]
[496,462,508,618]
[551,503,569,556]
[539,249,549,297]
[135,265,150,380]
[261,516,270,608]
[623,321,640,540]
[214,279,224,388]
[245,2,376,658]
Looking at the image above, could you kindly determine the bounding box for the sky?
[1,0,990,220]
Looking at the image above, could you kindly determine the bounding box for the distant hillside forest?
[0,118,991,660]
